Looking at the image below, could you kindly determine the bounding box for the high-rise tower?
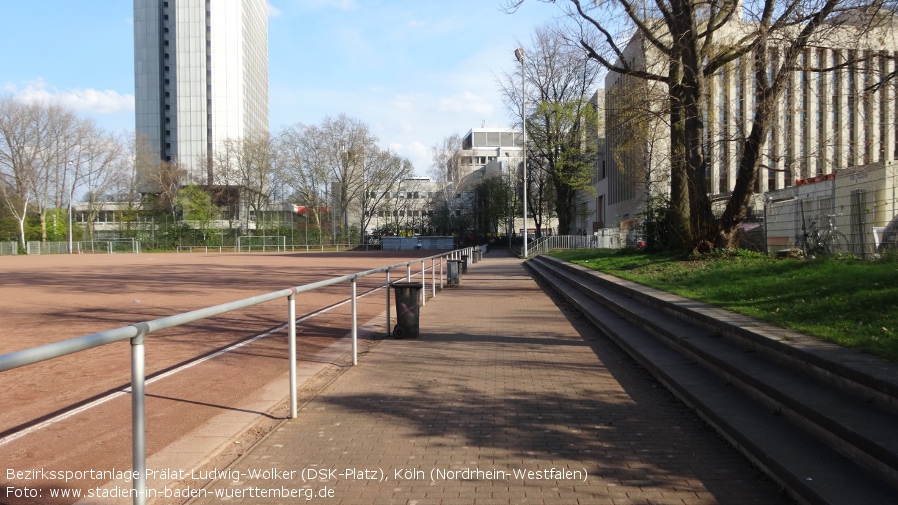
[134,0,268,183]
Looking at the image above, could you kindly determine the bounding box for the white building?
[366,177,439,235]
[459,128,525,182]
[134,0,269,182]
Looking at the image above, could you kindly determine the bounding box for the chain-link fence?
[764,163,898,258]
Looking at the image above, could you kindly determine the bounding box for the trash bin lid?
[391,281,423,289]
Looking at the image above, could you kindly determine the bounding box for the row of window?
[366,191,429,199]
[376,210,433,218]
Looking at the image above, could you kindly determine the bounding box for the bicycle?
[796,213,849,257]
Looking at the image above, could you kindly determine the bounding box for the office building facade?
[134,0,269,183]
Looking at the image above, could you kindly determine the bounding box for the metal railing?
[517,235,605,257]
[0,247,473,505]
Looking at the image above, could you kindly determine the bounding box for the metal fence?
[518,164,897,259]
[0,247,473,505]
[0,241,17,255]
[518,230,635,257]
[382,236,455,251]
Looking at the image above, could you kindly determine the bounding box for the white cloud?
[436,91,494,116]
[6,79,134,115]
[295,0,357,11]
[268,2,281,17]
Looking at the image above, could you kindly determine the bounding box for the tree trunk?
[40,211,48,242]
[668,60,691,250]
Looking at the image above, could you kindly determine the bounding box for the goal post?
[237,235,287,252]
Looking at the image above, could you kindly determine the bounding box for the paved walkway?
[190,251,790,505]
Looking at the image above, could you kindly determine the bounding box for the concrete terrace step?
[526,255,898,505]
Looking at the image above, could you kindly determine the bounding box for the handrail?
[0,247,473,505]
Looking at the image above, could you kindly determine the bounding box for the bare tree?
[31,104,78,242]
[0,98,82,249]
[208,137,242,230]
[509,0,893,250]
[233,133,273,233]
[78,127,126,240]
[0,97,41,249]
[498,25,602,235]
[278,118,414,244]
[318,114,376,241]
[429,133,464,198]
[144,158,187,219]
[276,122,331,239]
[357,147,414,241]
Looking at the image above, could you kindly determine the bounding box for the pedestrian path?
[189,251,790,505]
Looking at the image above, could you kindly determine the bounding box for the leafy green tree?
[526,99,598,234]
[475,173,514,240]
[175,183,220,235]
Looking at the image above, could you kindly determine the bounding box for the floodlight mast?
[514,48,528,258]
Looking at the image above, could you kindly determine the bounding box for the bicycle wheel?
[824,231,849,255]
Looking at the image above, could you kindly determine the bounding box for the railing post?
[385,269,391,337]
[130,322,149,505]
[431,257,436,298]
[406,263,411,282]
[288,291,297,418]
[420,260,426,307]
[440,256,444,290]
[351,278,358,365]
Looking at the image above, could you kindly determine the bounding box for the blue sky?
[0,0,572,175]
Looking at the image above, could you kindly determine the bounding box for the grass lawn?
[549,249,898,362]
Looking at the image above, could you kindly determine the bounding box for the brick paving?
[190,252,791,505]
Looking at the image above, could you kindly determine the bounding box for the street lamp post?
[504,153,512,249]
[515,47,528,257]
[68,161,75,254]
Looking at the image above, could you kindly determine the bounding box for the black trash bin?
[446,259,462,286]
[392,282,423,338]
[461,254,468,274]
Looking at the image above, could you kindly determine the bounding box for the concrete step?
[527,255,898,505]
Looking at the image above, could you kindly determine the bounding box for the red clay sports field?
[0,250,436,504]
